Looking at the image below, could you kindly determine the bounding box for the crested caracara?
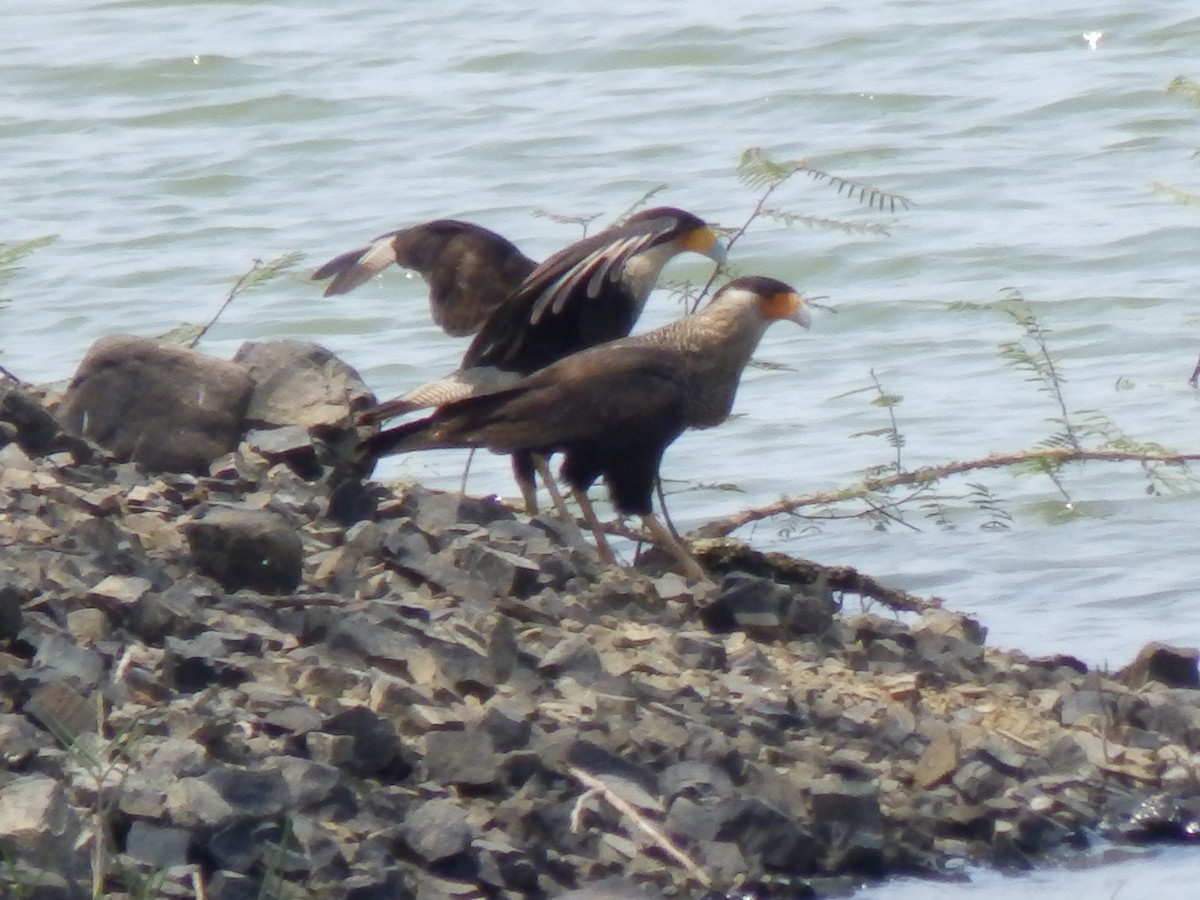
[359,275,811,579]
[314,207,727,512]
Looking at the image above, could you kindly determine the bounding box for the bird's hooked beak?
[682,225,728,266]
[763,290,812,329]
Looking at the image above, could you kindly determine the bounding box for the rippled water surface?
[4,1,1200,892]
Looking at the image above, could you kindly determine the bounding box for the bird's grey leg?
[534,455,573,522]
[570,488,617,565]
[641,513,707,581]
[460,448,477,497]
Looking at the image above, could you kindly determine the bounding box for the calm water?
[4,1,1200,892]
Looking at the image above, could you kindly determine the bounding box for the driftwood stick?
[567,766,712,888]
[692,448,1200,539]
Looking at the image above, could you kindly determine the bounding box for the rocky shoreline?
[4,345,1200,899]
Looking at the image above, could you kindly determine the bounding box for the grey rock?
[204,764,289,819]
[952,759,1010,805]
[480,701,533,753]
[129,583,205,643]
[24,681,97,738]
[322,705,410,778]
[0,380,94,461]
[667,795,719,842]
[58,334,254,473]
[1102,791,1200,841]
[660,760,736,803]
[205,871,260,900]
[163,634,251,693]
[400,798,472,863]
[85,573,153,609]
[260,757,346,811]
[423,728,499,788]
[339,871,415,900]
[125,820,192,867]
[809,777,886,875]
[31,631,105,690]
[1059,690,1119,727]
[0,776,87,879]
[166,776,238,829]
[397,484,517,542]
[0,863,75,900]
[452,540,542,599]
[1116,642,1200,690]
[206,820,285,873]
[670,632,726,670]
[233,339,374,429]
[538,634,603,679]
[0,714,49,766]
[182,506,303,594]
[701,571,833,639]
[713,796,821,872]
[0,582,27,639]
[431,638,497,698]
[381,531,490,604]
[557,878,662,900]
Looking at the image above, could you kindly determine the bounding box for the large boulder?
[233,339,375,429]
[57,335,254,473]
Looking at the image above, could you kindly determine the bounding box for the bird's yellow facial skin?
[761,291,807,322]
[681,225,726,261]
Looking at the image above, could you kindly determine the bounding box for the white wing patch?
[527,230,664,325]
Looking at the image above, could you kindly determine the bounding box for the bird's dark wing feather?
[462,212,684,369]
[364,345,688,459]
[313,220,536,337]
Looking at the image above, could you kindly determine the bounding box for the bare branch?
[568,766,712,888]
[692,448,1200,539]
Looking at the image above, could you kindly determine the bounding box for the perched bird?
[314,207,727,512]
[359,275,812,579]
[313,218,535,337]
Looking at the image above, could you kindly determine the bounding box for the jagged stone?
[1116,642,1200,690]
[203,764,289,819]
[480,700,533,753]
[165,776,238,830]
[400,798,473,863]
[712,796,822,872]
[423,728,499,788]
[182,506,303,594]
[452,541,542,599]
[30,631,105,690]
[0,713,49,766]
[57,334,254,473]
[0,380,94,461]
[321,705,410,778]
[205,870,259,900]
[700,571,833,639]
[24,680,97,738]
[163,634,251,693]
[0,583,28,639]
[809,777,885,875]
[913,724,960,790]
[0,776,87,879]
[65,607,109,643]
[125,820,192,867]
[233,339,374,429]
[538,634,604,679]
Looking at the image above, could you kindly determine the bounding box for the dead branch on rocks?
[692,447,1200,539]
[567,767,712,888]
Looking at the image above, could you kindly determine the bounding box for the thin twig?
[189,262,262,349]
[567,767,712,887]
[690,179,781,313]
[693,447,1200,539]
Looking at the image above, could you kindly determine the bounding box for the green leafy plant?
[692,292,1198,539]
